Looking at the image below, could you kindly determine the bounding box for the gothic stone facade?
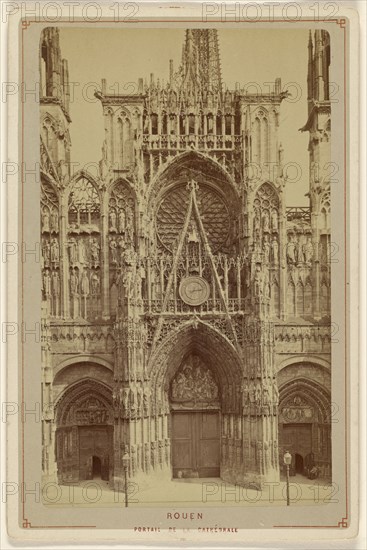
[40,29,332,489]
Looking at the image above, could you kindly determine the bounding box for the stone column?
[60,193,69,317]
[278,185,287,320]
[101,190,110,319]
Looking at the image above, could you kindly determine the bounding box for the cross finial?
[187,179,199,193]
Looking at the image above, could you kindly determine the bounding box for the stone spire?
[180,29,222,95]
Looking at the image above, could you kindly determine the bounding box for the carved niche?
[253,183,279,240]
[41,180,61,316]
[170,354,219,404]
[108,181,137,309]
[67,176,101,319]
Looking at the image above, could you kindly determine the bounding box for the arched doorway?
[278,376,331,478]
[148,320,243,483]
[55,379,114,483]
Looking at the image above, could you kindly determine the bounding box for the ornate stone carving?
[171,355,219,402]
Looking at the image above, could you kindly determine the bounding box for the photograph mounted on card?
[4,1,361,545]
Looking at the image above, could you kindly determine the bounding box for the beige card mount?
[3,1,362,546]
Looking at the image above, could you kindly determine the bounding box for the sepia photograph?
[39,25,333,508]
[4,0,364,541]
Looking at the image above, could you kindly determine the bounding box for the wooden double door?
[171,411,220,478]
[79,426,112,481]
[281,423,313,474]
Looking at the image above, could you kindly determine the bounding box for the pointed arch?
[148,319,243,414]
[55,377,113,426]
[278,377,330,424]
[147,150,240,209]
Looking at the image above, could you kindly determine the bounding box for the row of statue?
[70,269,101,296]
[109,206,134,241]
[42,268,60,297]
[68,237,100,266]
[41,207,59,233]
[109,236,135,265]
[42,236,102,267]
[242,378,279,410]
[253,208,278,235]
[112,387,158,418]
[253,235,279,264]
[252,235,315,266]
[43,268,102,298]
[42,238,60,267]
[286,234,314,265]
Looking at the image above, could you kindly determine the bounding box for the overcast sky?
[59,27,312,206]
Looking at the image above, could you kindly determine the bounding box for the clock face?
[179,276,210,306]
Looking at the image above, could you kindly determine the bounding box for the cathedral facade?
[40,28,332,490]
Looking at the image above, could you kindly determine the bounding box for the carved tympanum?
[171,354,219,402]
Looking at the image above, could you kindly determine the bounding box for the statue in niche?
[262,234,271,264]
[99,139,108,179]
[272,379,279,406]
[90,271,100,295]
[50,238,59,263]
[271,209,278,232]
[319,241,327,263]
[80,270,90,296]
[263,270,270,299]
[51,270,60,296]
[286,235,296,264]
[249,381,256,404]
[303,235,314,264]
[42,239,51,267]
[117,236,126,262]
[262,210,270,233]
[125,205,134,242]
[42,209,50,232]
[89,238,100,265]
[70,269,79,294]
[253,211,261,237]
[271,236,279,264]
[78,238,88,265]
[58,159,68,183]
[68,237,78,265]
[255,381,262,406]
[109,238,118,264]
[263,380,271,405]
[254,265,263,296]
[109,210,117,232]
[50,209,58,232]
[242,385,250,408]
[118,209,126,233]
[43,270,51,297]
[188,222,199,243]
[295,235,303,265]
[143,389,150,416]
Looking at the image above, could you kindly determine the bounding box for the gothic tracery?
[40,28,332,489]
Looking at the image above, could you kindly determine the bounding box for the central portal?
[171,411,220,478]
[169,353,221,479]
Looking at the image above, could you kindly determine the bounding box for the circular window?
[156,183,231,253]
